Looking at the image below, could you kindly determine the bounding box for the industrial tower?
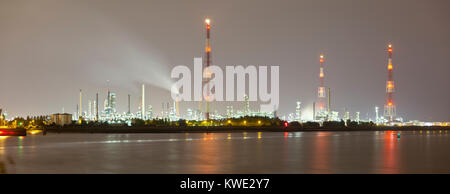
[142,84,145,120]
[296,101,302,122]
[79,89,82,118]
[95,93,99,121]
[204,18,212,120]
[384,44,396,122]
[316,54,327,120]
[128,94,131,115]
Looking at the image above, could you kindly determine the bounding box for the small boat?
[0,128,27,136]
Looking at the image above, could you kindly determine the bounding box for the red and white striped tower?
[317,54,326,119]
[204,18,212,120]
[384,44,396,122]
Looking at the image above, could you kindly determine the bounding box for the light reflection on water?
[312,132,330,173]
[0,130,449,174]
[382,131,399,173]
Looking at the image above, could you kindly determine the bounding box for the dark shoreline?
[43,126,450,134]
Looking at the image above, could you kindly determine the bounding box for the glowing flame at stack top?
[384,44,396,122]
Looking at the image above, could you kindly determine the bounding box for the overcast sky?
[0,0,449,121]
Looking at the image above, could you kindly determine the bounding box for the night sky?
[0,0,449,121]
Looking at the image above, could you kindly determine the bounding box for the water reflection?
[185,133,192,141]
[312,132,330,173]
[0,131,449,173]
[196,133,221,173]
[0,136,8,156]
[294,132,303,137]
[382,131,399,173]
[0,136,13,174]
[17,137,23,156]
[288,133,293,138]
[203,133,214,141]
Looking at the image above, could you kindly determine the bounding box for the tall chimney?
[328,88,331,120]
[96,93,99,121]
[79,89,82,118]
[142,84,145,120]
[313,102,316,120]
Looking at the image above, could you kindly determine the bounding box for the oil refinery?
[0,18,447,128]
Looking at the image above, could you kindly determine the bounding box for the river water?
[0,130,449,173]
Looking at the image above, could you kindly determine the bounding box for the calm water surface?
[0,130,449,173]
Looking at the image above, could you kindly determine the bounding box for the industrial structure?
[0,109,7,127]
[23,20,411,127]
[295,101,302,122]
[43,43,409,126]
[204,18,212,120]
[103,91,117,117]
[141,84,145,120]
[95,93,99,121]
[375,106,380,123]
[316,54,328,121]
[0,13,441,128]
[38,19,409,126]
[384,44,396,122]
[51,113,72,126]
[78,89,82,119]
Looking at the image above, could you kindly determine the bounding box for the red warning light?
[284,122,288,127]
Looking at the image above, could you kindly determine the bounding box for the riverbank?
[43,125,450,134]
